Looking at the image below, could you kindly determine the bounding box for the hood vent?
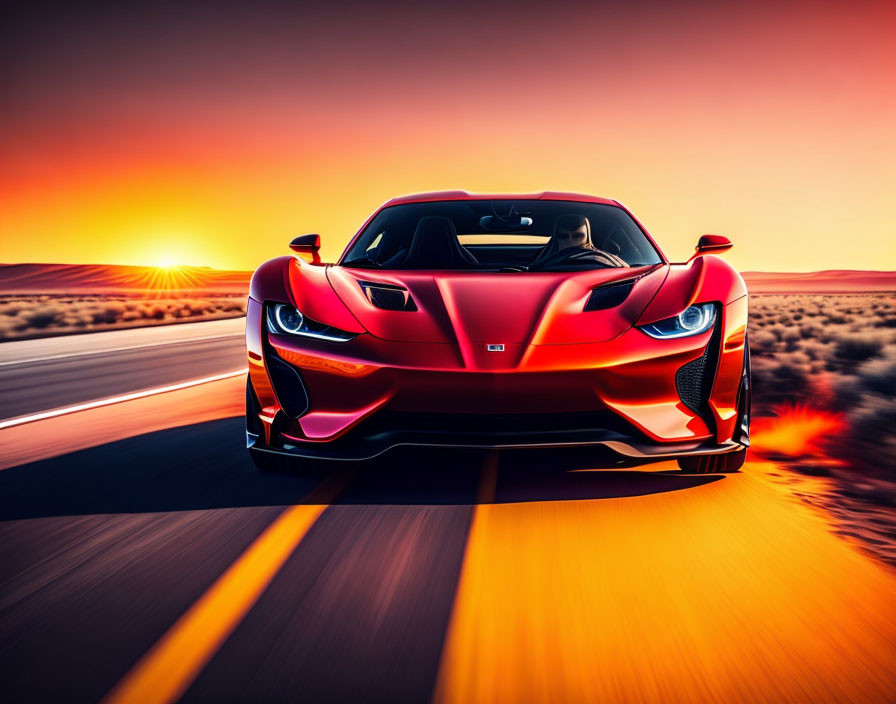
[584,280,635,311]
[359,281,417,311]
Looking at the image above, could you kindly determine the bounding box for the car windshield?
[341,200,663,271]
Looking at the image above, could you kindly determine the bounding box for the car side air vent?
[584,280,635,311]
[675,314,722,423]
[359,281,417,311]
[675,354,708,412]
[266,356,310,418]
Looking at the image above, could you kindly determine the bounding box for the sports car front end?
[246,193,750,473]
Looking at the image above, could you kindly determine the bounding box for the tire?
[677,448,746,474]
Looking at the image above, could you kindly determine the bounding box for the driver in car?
[555,214,591,250]
[529,214,627,269]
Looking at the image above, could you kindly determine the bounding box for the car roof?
[383,190,620,207]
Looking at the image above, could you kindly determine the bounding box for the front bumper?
[246,295,749,460]
[246,408,744,462]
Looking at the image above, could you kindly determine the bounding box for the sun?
[134,254,204,291]
[153,256,181,269]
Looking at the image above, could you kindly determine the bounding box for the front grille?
[359,410,643,440]
[584,281,634,311]
[674,313,722,423]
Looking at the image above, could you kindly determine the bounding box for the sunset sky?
[2,0,894,272]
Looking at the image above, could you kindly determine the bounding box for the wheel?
[677,448,746,473]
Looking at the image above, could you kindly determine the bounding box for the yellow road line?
[102,470,351,704]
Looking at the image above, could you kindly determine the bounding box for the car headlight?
[266,303,356,342]
[639,303,716,339]
[272,303,304,333]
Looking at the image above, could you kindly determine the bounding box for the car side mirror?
[694,234,732,256]
[290,234,321,265]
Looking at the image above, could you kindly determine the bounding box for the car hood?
[325,265,667,346]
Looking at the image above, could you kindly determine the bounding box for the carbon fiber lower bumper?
[246,408,745,462]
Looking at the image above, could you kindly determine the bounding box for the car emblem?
[486,344,505,352]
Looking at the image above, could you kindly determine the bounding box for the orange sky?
[2,1,894,271]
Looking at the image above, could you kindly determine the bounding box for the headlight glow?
[266,303,357,342]
[273,304,304,333]
[639,303,716,339]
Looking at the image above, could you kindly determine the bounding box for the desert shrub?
[800,323,823,339]
[25,306,62,328]
[146,304,166,319]
[92,307,120,324]
[800,339,830,361]
[767,324,788,342]
[0,294,247,340]
[750,329,778,354]
[752,355,813,408]
[832,337,884,365]
[833,355,896,477]
[747,294,896,412]
[781,328,801,350]
[0,317,16,336]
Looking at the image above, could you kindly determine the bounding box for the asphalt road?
[1,323,895,703]
[0,319,245,421]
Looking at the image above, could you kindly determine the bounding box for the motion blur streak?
[0,375,244,470]
[102,471,350,704]
[0,332,241,367]
[434,462,896,703]
[0,368,247,430]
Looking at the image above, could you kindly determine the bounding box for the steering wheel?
[530,246,626,271]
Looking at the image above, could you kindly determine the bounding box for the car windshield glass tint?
[341,200,663,271]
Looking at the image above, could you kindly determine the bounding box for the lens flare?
[751,405,845,457]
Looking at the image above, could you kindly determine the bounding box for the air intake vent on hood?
[584,280,634,311]
[359,281,417,311]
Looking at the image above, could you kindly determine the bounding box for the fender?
[637,255,746,325]
[249,255,365,333]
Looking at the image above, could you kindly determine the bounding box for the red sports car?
[246,191,750,474]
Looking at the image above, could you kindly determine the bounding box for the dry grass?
[749,293,896,567]
[749,294,896,470]
[0,294,247,341]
